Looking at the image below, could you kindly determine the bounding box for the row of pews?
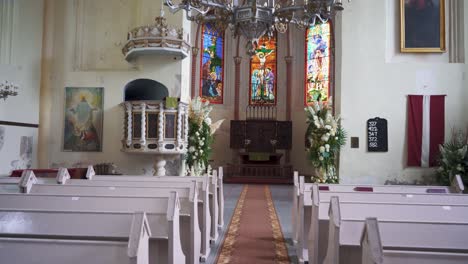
[292,172,468,264]
[0,166,225,264]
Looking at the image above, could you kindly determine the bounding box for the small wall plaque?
[367,117,388,152]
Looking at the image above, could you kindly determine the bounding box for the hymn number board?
[367,117,388,152]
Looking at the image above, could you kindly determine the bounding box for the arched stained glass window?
[249,35,277,105]
[200,23,224,104]
[305,22,332,105]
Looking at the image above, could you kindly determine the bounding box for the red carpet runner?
[216,185,290,264]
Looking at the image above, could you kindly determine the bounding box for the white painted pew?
[0,169,213,261]
[295,175,466,263]
[309,196,468,264]
[362,218,468,264]
[0,211,152,264]
[17,179,202,264]
[292,174,465,229]
[88,165,224,230]
[0,192,186,264]
[88,167,222,243]
[292,171,299,245]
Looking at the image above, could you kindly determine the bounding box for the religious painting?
[200,23,224,104]
[305,22,331,105]
[63,87,104,152]
[250,35,277,105]
[400,0,446,52]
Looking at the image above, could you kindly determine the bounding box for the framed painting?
[400,0,446,52]
[63,87,104,152]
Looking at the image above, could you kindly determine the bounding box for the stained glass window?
[305,22,332,105]
[249,35,277,105]
[200,23,224,104]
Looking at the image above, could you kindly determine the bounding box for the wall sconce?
[0,80,19,101]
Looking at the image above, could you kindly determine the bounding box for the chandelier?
[164,0,345,55]
[0,80,19,101]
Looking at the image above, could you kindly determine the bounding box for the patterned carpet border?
[215,185,249,264]
[265,186,291,264]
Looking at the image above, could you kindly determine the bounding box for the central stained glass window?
[249,35,277,105]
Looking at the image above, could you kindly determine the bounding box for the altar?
[225,106,293,184]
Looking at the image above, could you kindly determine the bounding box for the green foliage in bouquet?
[186,97,224,176]
[305,101,346,183]
[437,129,468,185]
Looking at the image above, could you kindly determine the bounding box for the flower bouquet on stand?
[305,100,346,183]
[186,97,224,176]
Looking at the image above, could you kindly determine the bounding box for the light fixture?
[164,0,346,56]
[0,80,19,101]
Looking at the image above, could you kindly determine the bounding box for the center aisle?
[215,185,290,264]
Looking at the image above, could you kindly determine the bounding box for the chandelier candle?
[164,0,346,56]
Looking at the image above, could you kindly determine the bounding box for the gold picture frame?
[400,0,446,53]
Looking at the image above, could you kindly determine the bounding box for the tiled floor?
[206,184,297,264]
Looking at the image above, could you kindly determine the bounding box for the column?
[191,47,199,98]
[234,56,242,120]
[140,102,146,147]
[125,102,133,147]
[285,56,293,164]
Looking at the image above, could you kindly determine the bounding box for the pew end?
[451,174,465,194]
[292,171,299,245]
[86,165,96,179]
[167,191,186,264]
[56,168,71,184]
[361,218,383,264]
[217,166,224,228]
[19,170,37,193]
[128,212,152,264]
[323,196,341,264]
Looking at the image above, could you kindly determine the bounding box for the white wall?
[0,0,43,175]
[33,0,467,181]
[335,0,466,184]
[42,0,192,175]
[198,0,467,184]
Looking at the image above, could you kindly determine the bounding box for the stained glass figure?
[250,35,277,105]
[200,23,224,104]
[305,22,331,105]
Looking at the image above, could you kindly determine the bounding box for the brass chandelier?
[164,0,346,55]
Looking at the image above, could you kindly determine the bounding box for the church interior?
[1,0,468,263]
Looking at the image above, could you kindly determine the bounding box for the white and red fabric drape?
[407,95,445,167]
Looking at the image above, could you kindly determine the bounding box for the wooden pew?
[88,166,222,243]
[311,196,468,264]
[295,175,466,263]
[0,169,213,261]
[361,218,468,264]
[0,192,186,264]
[0,211,152,264]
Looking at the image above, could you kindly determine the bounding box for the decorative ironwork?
[164,0,348,56]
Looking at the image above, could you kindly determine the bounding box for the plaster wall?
[0,0,43,175]
[42,0,192,175]
[198,0,467,184]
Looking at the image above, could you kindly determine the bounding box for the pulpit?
[226,106,293,183]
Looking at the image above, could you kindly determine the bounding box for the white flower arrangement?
[186,97,224,176]
[305,99,346,184]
